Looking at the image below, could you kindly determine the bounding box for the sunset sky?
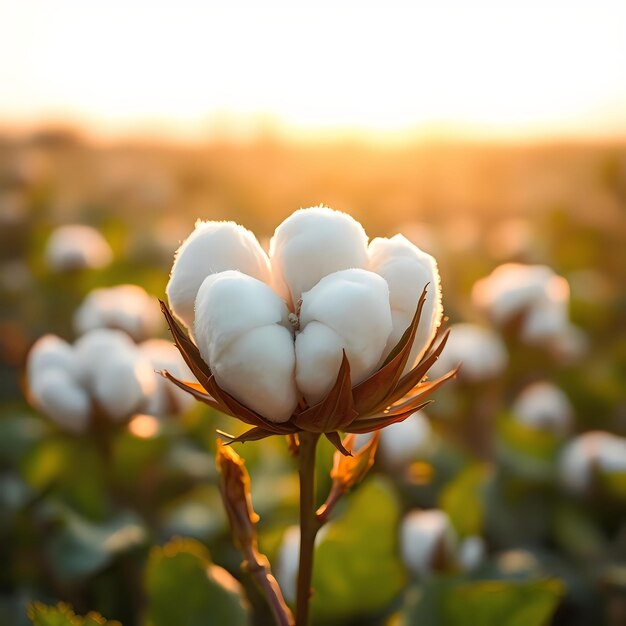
[2,0,626,142]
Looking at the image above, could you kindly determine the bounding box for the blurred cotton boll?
[400,510,457,577]
[559,431,626,496]
[166,220,271,330]
[296,269,392,404]
[44,224,113,272]
[511,382,573,437]
[74,284,163,341]
[269,206,369,307]
[428,323,507,383]
[458,535,486,572]
[27,335,90,433]
[194,271,297,422]
[472,263,570,345]
[368,234,442,372]
[139,339,195,415]
[378,411,433,466]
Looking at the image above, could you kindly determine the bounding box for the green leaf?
[27,602,121,626]
[311,476,406,622]
[47,510,146,582]
[440,464,491,537]
[401,578,563,626]
[144,538,250,626]
[442,579,564,626]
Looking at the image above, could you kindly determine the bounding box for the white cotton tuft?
[559,431,626,494]
[368,234,442,372]
[379,411,433,466]
[428,323,508,383]
[29,368,91,433]
[92,345,156,421]
[400,510,457,577]
[45,224,113,272]
[471,264,570,344]
[74,328,137,385]
[269,206,369,306]
[166,220,271,330]
[74,284,163,341]
[139,339,195,415]
[296,269,392,404]
[512,382,573,436]
[458,536,486,572]
[194,271,297,422]
[27,334,80,382]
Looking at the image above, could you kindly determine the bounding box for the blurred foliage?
[1,134,625,625]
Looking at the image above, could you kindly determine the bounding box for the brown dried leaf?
[344,400,433,433]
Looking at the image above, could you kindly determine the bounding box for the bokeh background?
[1,2,626,625]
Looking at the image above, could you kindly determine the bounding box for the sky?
[2,0,626,142]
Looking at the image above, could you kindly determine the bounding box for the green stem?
[295,432,321,626]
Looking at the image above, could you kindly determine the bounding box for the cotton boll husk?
[92,346,156,421]
[45,224,113,272]
[379,411,433,466]
[29,368,91,433]
[211,325,298,423]
[400,510,457,577]
[27,334,80,382]
[166,220,271,329]
[194,270,291,361]
[269,206,369,306]
[139,339,195,415]
[512,382,573,437]
[428,323,507,383]
[74,284,163,341]
[368,235,442,372]
[459,536,486,572]
[296,269,392,404]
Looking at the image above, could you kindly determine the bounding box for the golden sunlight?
[2,1,626,141]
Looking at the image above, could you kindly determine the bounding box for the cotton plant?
[74,284,164,342]
[510,382,573,438]
[161,206,457,626]
[44,224,113,273]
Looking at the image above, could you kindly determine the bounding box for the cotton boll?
[368,235,442,371]
[296,269,392,404]
[93,346,156,421]
[400,510,457,577]
[27,334,80,382]
[167,220,271,329]
[428,323,508,383]
[458,536,486,572]
[194,270,291,362]
[512,382,573,436]
[139,339,195,415]
[74,284,163,341]
[275,525,300,604]
[379,411,433,466]
[471,264,571,344]
[558,431,626,495]
[212,325,298,423]
[74,328,137,386]
[45,224,113,272]
[269,206,369,306]
[29,368,91,433]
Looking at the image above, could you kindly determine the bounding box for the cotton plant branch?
[215,440,295,626]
